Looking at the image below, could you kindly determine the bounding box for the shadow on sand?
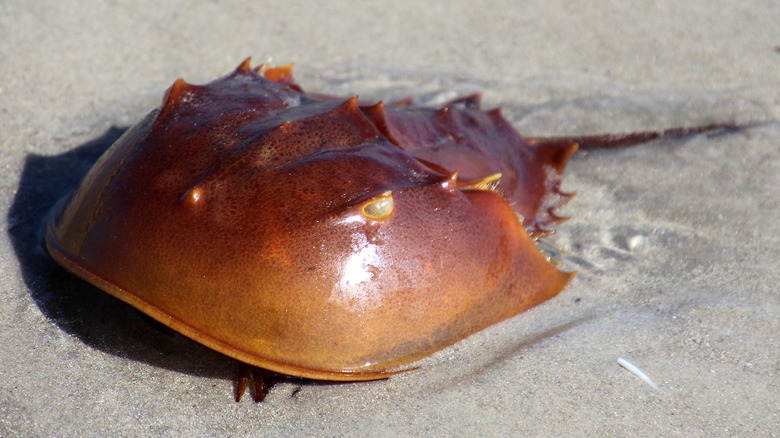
[7,127,238,381]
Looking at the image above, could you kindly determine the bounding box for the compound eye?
[360,190,394,221]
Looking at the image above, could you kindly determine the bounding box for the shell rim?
[44,213,410,382]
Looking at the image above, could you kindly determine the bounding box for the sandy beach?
[2,1,778,436]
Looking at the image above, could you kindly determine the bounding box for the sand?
[1,1,778,436]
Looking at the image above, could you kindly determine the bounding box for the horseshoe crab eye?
[360,190,394,221]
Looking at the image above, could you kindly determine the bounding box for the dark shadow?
[7,127,357,400]
[414,313,600,398]
[7,127,235,381]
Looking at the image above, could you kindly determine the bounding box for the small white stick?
[617,357,659,390]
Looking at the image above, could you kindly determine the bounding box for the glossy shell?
[46,59,576,380]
